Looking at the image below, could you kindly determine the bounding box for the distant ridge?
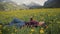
[44,0,60,8]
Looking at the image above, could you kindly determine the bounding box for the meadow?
[0,8,60,34]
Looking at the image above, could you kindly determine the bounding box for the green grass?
[0,8,60,23]
[0,8,60,34]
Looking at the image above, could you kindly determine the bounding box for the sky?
[11,0,48,6]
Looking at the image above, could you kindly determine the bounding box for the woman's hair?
[30,16,33,21]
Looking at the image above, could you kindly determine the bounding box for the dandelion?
[40,28,44,34]
[46,25,48,29]
[0,25,2,28]
[48,14,50,16]
[30,29,35,34]
[31,29,35,32]
[11,33,14,34]
[15,29,18,32]
[7,29,10,31]
[54,15,56,16]
[0,30,2,34]
[30,33,32,34]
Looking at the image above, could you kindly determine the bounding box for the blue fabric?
[9,18,25,27]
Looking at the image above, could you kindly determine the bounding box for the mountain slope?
[0,2,19,11]
[44,0,60,8]
[26,2,42,9]
[0,0,29,11]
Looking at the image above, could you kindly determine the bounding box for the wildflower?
[30,33,32,34]
[54,15,56,16]
[40,28,44,34]
[15,29,17,32]
[7,29,10,31]
[46,25,48,29]
[31,29,35,32]
[48,14,50,16]
[34,14,37,16]
[0,30,2,34]
[0,25,2,28]
[11,33,14,34]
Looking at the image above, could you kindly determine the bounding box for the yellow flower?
[54,15,56,16]
[46,26,48,29]
[7,29,10,31]
[40,28,44,34]
[31,29,35,32]
[0,25,2,28]
[34,14,37,16]
[0,30,2,34]
[30,33,32,34]
[15,29,17,32]
[11,33,14,34]
[48,14,50,16]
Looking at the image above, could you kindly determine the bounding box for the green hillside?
[0,2,20,11]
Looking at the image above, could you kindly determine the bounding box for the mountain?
[0,0,20,11]
[26,2,42,9]
[0,0,15,11]
[0,0,4,2]
[18,4,29,9]
[17,2,43,9]
[44,0,60,8]
[0,0,29,11]
[0,0,43,11]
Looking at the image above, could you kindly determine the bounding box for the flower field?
[0,8,60,34]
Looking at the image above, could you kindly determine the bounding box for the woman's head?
[30,16,33,21]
